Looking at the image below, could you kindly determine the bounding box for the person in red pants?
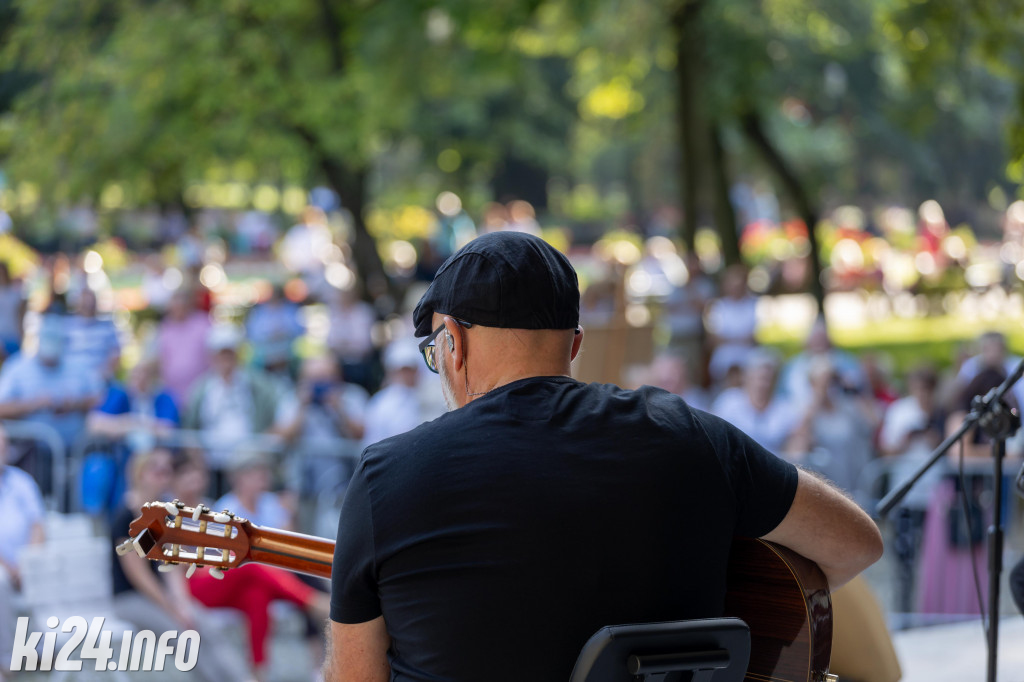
[173,452,329,679]
[188,562,329,676]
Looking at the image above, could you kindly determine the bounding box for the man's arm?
[760,468,883,589]
[323,617,390,682]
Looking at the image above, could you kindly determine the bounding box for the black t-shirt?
[331,376,798,681]
[111,504,160,596]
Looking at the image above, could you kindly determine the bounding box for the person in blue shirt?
[88,358,181,437]
[65,288,120,379]
[82,357,180,517]
[245,283,304,371]
[0,314,103,499]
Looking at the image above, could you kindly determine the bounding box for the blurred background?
[1,1,1024,680]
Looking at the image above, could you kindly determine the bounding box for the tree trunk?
[709,124,741,266]
[672,0,704,254]
[740,112,825,315]
[320,157,391,306]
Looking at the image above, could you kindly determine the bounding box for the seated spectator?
[917,367,1014,615]
[81,358,181,518]
[88,357,181,438]
[0,262,26,364]
[879,366,945,460]
[246,283,304,371]
[878,365,946,614]
[861,353,899,409]
[705,265,758,385]
[709,349,796,454]
[180,453,328,678]
[65,287,120,378]
[0,315,103,494]
[0,314,103,441]
[326,287,378,391]
[158,288,211,407]
[784,357,879,505]
[183,325,277,475]
[0,422,45,674]
[272,353,367,496]
[214,451,293,531]
[363,341,430,446]
[274,353,367,444]
[109,448,253,682]
[955,331,1024,411]
[777,316,862,408]
[646,352,709,411]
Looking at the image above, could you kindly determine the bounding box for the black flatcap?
[413,231,580,336]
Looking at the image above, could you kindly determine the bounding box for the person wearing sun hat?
[325,231,882,682]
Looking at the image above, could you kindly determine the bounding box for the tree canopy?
[1,0,1022,299]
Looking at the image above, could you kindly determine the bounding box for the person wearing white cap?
[361,340,429,447]
[182,324,277,478]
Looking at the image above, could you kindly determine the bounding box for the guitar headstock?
[117,500,254,579]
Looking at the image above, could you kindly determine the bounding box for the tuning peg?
[115,540,133,556]
[209,567,225,580]
[186,564,198,579]
[173,499,185,509]
[157,562,179,573]
[163,502,179,517]
[213,513,231,523]
[191,506,202,521]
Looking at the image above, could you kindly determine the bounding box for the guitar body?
[726,537,833,682]
[127,503,834,681]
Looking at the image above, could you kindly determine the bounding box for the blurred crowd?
[1,198,1023,677]
[620,255,1023,624]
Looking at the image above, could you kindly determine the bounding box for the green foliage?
[0,0,1021,246]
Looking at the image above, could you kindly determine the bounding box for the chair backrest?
[569,618,750,682]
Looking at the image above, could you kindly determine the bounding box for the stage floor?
[893,616,1024,682]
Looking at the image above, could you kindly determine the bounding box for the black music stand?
[569,618,750,682]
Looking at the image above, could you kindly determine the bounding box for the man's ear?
[570,326,584,362]
[442,316,465,371]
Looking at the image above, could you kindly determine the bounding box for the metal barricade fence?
[69,428,363,530]
[2,418,69,512]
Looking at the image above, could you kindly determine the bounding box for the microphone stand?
[876,357,1024,682]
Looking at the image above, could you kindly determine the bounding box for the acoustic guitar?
[122,500,836,682]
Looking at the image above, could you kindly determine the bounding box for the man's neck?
[464,365,572,404]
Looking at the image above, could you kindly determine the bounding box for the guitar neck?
[130,499,833,682]
[247,525,335,579]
